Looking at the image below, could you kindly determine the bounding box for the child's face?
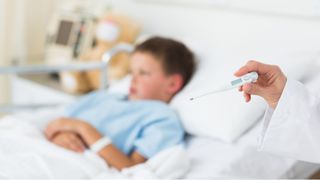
[128,52,182,102]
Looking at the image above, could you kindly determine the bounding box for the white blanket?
[0,116,190,179]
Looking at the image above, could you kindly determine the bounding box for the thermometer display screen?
[231,78,242,86]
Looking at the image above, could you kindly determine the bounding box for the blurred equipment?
[45,10,96,65]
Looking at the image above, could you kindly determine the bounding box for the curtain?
[0,0,55,104]
[0,0,13,104]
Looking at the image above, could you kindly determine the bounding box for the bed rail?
[0,43,134,113]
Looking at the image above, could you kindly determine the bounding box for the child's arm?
[45,118,146,170]
[79,123,146,170]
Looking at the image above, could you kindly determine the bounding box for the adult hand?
[51,131,86,153]
[234,60,287,109]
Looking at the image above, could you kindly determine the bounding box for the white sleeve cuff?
[258,106,274,149]
[258,79,292,150]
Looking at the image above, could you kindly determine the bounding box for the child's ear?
[166,74,184,95]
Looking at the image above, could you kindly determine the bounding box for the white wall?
[100,0,320,77]
[9,0,320,66]
[105,0,320,48]
[26,0,320,68]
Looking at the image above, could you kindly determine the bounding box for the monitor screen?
[56,20,73,46]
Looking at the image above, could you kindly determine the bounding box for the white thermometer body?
[190,72,259,101]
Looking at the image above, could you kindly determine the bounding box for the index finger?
[234,60,270,77]
[45,126,59,140]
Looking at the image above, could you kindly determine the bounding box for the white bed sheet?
[184,120,320,179]
[9,106,320,179]
[0,115,189,179]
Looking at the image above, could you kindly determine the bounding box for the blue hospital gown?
[63,91,185,158]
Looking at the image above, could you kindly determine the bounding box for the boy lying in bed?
[44,37,196,170]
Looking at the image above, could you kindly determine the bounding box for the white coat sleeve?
[259,79,320,163]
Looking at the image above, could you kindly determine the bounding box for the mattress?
[184,121,320,179]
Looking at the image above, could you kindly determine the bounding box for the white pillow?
[170,59,266,143]
[170,40,317,143]
[108,75,131,95]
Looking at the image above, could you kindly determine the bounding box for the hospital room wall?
[13,0,320,66]
[3,0,320,104]
[50,0,320,50]
[102,0,320,66]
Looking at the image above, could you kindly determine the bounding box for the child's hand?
[45,117,103,147]
[45,117,86,139]
[51,132,86,153]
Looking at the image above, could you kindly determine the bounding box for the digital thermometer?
[190,72,259,101]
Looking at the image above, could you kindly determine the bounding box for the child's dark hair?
[134,36,196,89]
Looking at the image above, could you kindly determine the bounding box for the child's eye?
[140,70,150,76]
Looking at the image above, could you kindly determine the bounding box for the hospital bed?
[0,43,320,179]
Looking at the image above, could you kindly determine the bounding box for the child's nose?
[131,75,138,83]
